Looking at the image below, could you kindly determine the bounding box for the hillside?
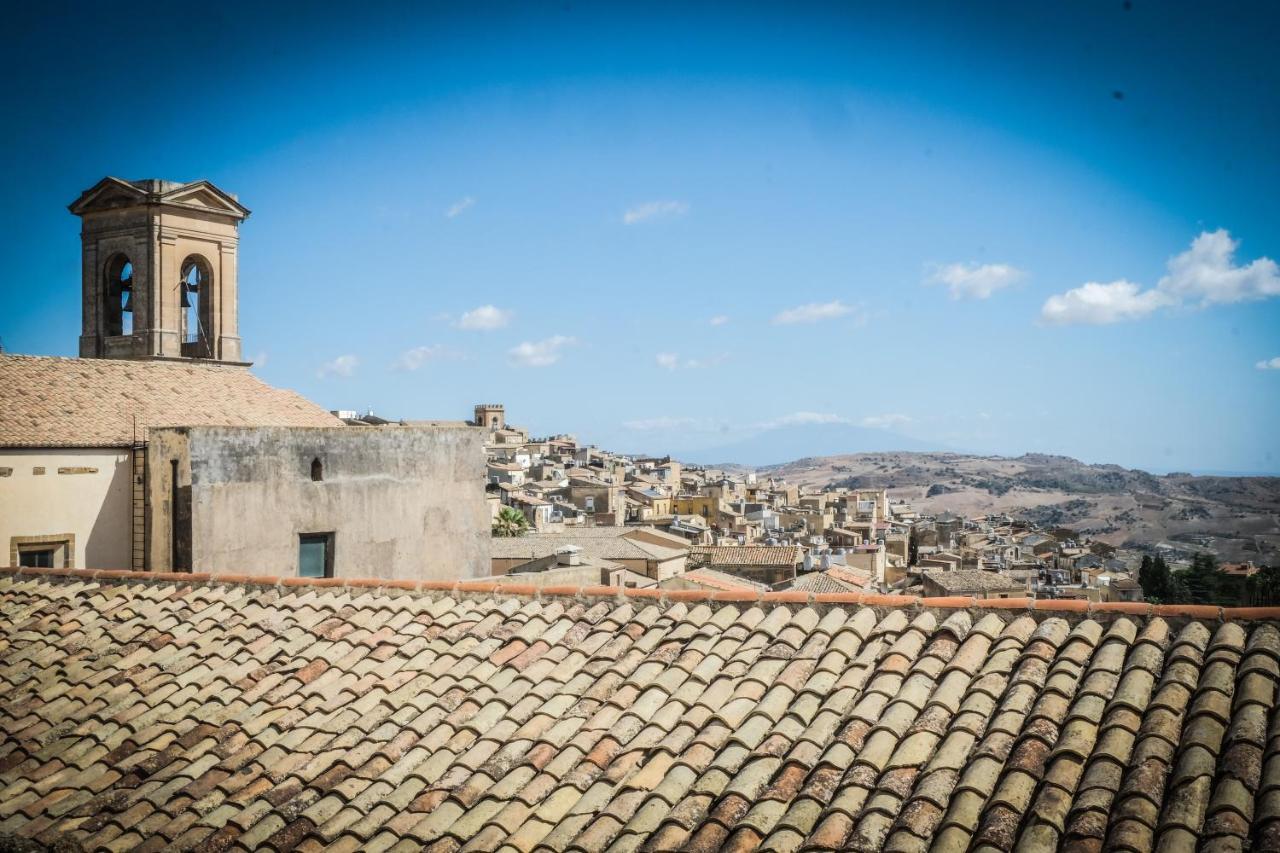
[676,423,940,467]
[753,451,1280,563]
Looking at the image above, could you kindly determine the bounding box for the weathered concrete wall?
[147,426,488,580]
[0,448,133,569]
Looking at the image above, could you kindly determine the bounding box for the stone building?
[473,403,505,429]
[1,175,488,581]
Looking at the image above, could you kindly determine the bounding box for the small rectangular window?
[299,533,334,578]
[12,536,72,569]
[19,548,55,568]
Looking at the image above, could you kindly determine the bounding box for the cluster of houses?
[483,411,1149,603]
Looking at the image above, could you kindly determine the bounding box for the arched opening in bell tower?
[179,256,213,357]
[104,254,133,336]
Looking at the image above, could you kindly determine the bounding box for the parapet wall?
[5,566,1279,626]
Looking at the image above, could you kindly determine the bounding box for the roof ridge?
[3,566,1278,622]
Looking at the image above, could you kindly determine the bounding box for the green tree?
[1246,564,1280,606]
[1178,553,1227,605]
[1138,555,1154,595]
[1139,554,1179,603]
[1167,573,1192,605]
[492,506,530,537]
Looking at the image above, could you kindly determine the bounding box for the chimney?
[555,546,582,567]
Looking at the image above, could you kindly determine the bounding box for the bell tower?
[473,404,505,429]
[69,177,251,363]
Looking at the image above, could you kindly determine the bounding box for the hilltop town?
[333,404,1278,606]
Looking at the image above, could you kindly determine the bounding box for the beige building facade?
[0,448,133,569]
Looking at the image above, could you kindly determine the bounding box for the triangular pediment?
[67,177,147,215]
[159,181,251,220]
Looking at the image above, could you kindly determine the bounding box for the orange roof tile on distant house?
[0,354,340,448]
[826,564,872,588]
[790,571,860,595]
[678,567,771,593]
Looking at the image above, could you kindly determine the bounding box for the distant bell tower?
[474,404,505,429]
[69,177,251,363]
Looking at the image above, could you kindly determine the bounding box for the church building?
[0,177,488,580]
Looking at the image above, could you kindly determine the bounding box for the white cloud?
[250,351,268,367]
[1041,230,1279,325]
[656,353,679,371]
[509,335,574,367]
[317,354,358,379]
[456,305,513,330]
[926,262,1025,300]
[860,413,912,430]
[1040,280,1172,326]
[1257,356,1280,370]
[392,345,460,371]
[622,200,688,225]
[446,196,475,218]
[771,300,855,325]
[1156,229,1280,306]
[709,315,730,326]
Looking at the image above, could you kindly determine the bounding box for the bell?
[180,284,191,308]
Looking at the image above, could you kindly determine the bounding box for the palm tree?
[492,506,530,537]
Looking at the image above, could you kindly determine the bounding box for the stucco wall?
[0,448,133,569]
[146,426,488,580]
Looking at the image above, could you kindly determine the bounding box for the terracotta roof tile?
[2,570,1279,850]
[692,545,804,568]
[0,354,341,447]
[677,568,771,594]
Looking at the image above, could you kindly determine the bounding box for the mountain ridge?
[715,450,1279,563]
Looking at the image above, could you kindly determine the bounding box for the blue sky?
[4,1,1279,473]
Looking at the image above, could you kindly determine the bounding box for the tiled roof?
[2,568,1280,853]
[925,569,1027,593]
[790,571,861,595]
[694,545,804,568]
[678,568,772,593]
[827,565,872,589]
[790,567,871,595]
[0,355,341,448]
